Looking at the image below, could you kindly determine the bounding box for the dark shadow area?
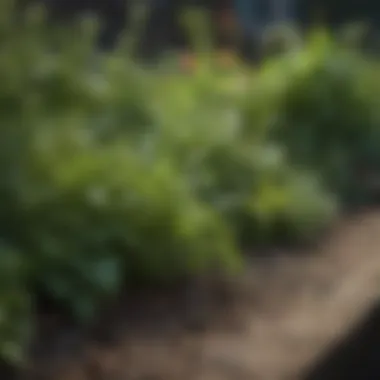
[16,0,379,62]
[0,359,17,380]
[303,300,380,380]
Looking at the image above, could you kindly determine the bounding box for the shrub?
[5,3,378,366]
[149,68,337,243]
[243,30,380,205]
[0,3,240,363]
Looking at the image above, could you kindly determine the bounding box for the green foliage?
[248,31,380,203]
[0,2,378,366]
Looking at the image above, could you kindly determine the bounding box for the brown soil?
[22,210,380,380]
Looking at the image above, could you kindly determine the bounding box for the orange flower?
[179,52,197,73]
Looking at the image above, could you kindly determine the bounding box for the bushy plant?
[243,30,380,204]
[5,2,379,367]
[149,68,337,243]
[0,2,239,363]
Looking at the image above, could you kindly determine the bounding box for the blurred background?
[0,0,379,379]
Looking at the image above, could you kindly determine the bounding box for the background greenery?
[0,0,379,366]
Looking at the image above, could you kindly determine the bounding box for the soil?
[12,210,380,379]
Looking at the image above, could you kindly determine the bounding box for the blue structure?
[234,0,296,36]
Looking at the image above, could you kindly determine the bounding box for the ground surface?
[26,210,380,380]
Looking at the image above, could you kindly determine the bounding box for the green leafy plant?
[243,30,380,205]
[1,2,378,367]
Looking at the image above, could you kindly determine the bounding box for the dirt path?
[37,211,380,380]
[198,211,380,380]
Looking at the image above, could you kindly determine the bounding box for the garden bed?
[18,210,380,380]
